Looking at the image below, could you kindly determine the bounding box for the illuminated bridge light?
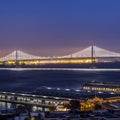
[47,87,52,89]
[65,89,70,91]
[57,88,60,90]
[75,89,80,92]
[0,45,119,65]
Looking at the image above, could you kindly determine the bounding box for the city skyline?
[0,0,120,56]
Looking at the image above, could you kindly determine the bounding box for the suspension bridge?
[0,45,120,66]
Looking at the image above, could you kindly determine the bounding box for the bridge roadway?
[0,90,119,108]
[0,91,70,109]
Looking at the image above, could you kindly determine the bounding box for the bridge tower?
[91,45,96,68]
[15,50,19,67]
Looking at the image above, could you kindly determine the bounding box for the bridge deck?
[0,89,119,108]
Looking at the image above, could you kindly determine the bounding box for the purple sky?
[0,0,120,56]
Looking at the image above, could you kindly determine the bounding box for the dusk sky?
[0,0,120,56]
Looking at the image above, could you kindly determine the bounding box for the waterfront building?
[83,82,120,93]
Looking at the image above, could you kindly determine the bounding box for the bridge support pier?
[5,102,7,108]
[11,103,17,108]
[42,100,45,111]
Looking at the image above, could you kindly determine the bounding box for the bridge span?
[0,45,120,66]
[0,91,69,111]
[0,90,119,111]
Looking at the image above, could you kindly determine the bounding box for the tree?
[49,106,56,112]
[69,100,80,112]
[94,104,102,110]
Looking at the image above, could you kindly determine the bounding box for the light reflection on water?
[1,67,120,71]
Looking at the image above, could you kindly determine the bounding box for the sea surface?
[0,63,120,92]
